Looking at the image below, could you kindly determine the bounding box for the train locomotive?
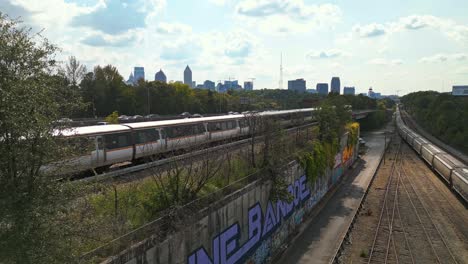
[395,106,468,203]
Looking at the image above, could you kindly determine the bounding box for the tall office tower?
[126,72,135,85]
[316,83,329,95]
[330,77,341,94]
[154,69,167,83]
[244,81,253,91]
[134,67,145,83]
[343,86,355,95]
[287,79,306,93]
[184,65,192,87]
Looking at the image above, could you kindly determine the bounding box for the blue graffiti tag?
[187,175,310,264]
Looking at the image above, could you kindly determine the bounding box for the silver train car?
[396,106,468,202]
[50,108,316,175]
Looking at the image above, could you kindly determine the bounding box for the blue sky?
[2,0,468,95]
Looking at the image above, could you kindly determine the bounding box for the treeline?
[402,91,468,154]
[63,62,385,118]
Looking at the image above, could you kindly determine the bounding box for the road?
[276,127,390,264]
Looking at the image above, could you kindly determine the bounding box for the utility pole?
[147,85,150,115]
[279,52,283,89]
[217,79,223,113]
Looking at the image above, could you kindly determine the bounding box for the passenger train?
[396,106,468,202]
[50,108,316,176]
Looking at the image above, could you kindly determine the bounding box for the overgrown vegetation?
[104,111,119,124]
[297,98,358,185]
[402,91,468,154]
[0,13,83,263]
[359,99,394,131]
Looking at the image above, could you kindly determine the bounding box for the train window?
[97,137,104,150]
[135,129,159,144]
[63,136,95,157]
[239,119,248,128]
[208,122,223,131]
[166,124,203,138]
[227,121,237,129]
[193,123,206,134]
[105,133,132,150]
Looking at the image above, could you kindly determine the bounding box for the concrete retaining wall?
[103,135,358,264]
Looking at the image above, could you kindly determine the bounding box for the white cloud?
[368,58,403,66]
[160,37,201,61]
[306,49,348,59]
[352,15,468,42]
[353,23,386,38]
[419,53,468,63]
[156,22,192,35]
[455,67,468,75]
[235,0,341,34]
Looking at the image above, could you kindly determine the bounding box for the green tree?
[105,111,119,124]
[0,14,81,263]
[64,55,86,87]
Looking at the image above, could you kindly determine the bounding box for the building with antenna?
[184,65,192,88]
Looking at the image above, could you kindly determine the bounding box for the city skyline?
[3,0,467,95]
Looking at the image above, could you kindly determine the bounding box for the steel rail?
[367,139,402,264]
[401,160,459,264]
[399,163,442,264]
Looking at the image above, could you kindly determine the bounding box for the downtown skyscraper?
[331,77,341,94]
[184,65,192,88]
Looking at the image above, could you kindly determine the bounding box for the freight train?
[48,108,316,176]
[396,106,468,202]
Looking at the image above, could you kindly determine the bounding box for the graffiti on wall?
[187,144,356,264]
[342,146,354,164]
[187,175,310,264]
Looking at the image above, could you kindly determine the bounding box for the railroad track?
[368,137,459,264]
[400,162,459,264]
[367,139,405,264]
[403,152,468,242]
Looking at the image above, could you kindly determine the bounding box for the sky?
[2,0,468,95]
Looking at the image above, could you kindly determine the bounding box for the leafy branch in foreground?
[0,13,83,263]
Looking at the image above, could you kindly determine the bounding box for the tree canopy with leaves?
[0,13,82,263]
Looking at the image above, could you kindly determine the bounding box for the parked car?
[56,118,73,123]
[118,115,130,121]
[145,114,160,119]
[97,121,109,125]
[191,113,203,118]
[180,112,191,117]
[359,138,366,145]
